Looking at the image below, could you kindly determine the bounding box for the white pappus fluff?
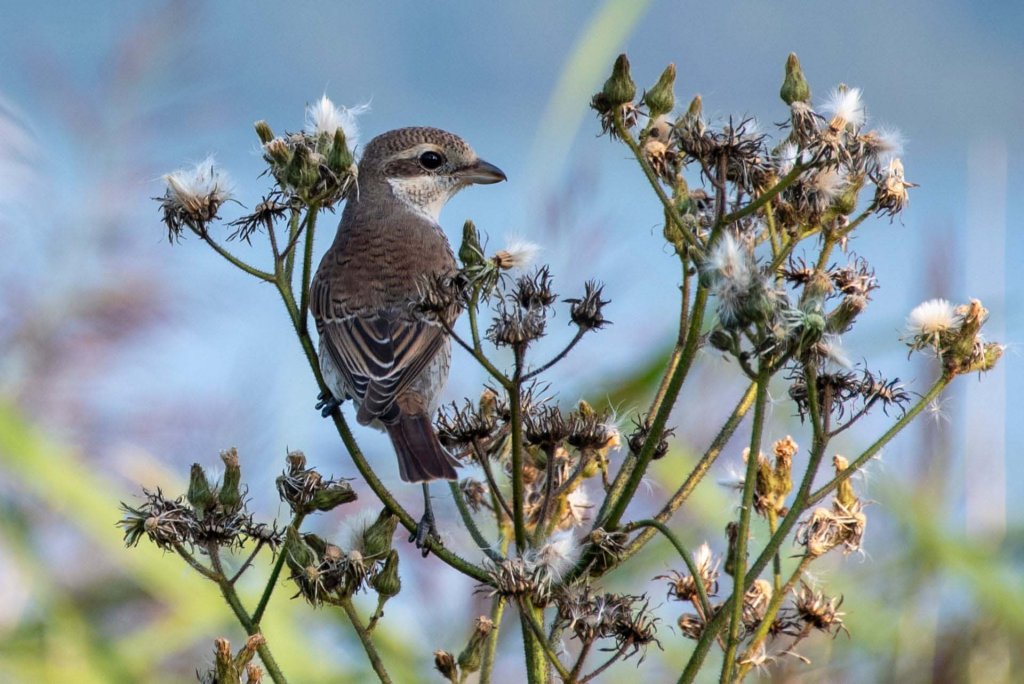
[822,87,865,129]
[906,298,960,336]
[305,94,370,150]
[527,530,580,581]
[163,156,232,208]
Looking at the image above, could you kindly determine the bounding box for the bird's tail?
[386,413,461,483]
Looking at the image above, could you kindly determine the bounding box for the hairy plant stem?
[480,597,507,684]
[298,206,320,333]
[480,537,511,684]
[719,363,770,683]
[624,519,713,618]
[339,595,393,684]
[679,374,953,682]
[252,512,306,625]
[509,345,528,553]
[198,231,275,282]
[519,599,567,682]
[600,285,708,533]
[450,480,503,562]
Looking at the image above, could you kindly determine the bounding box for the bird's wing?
[316,305,446,423]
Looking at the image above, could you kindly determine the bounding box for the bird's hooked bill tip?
[457,159,507,185]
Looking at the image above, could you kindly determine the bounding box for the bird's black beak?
[456,158,507,185]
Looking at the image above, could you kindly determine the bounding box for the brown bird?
[310,127,505,546]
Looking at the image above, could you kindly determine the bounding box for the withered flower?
[793,581,848,637]
[657,542,720,603]
[565,280,610,331]
[227,194,290,243]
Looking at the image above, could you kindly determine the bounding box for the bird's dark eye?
[419,150,445,170]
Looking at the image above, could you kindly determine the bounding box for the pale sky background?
[0,1,1021,680]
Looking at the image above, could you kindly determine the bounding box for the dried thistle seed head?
[492,239,540,271]
[436,399,499,451]
[677,612,707,640]
[486,303,546,348]
[565,404,615,450]
[796,498,867,557]
[276,452,356,515]
[627,415,674,460]
[118,489,197,550]
[872,157,916,217]
[527,530,581,584]
[483,557,545,603]
[523,405,569,449]
[459,478,489,513]
[704,233,775,330]
[227,195,289,243]
[657,542,720,602]
[787,101,821,146]
[742,579,774,629]
[415,272,466,324]
[793,581,848,637]
[903,298,961,353]
[565,280,610,331]
[158,157,232,241]
[513,266,557,310]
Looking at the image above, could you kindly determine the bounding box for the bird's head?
[357,127,506,221]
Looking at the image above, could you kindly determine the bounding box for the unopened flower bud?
[310,481,357,512]
[361,508,399,558]
[285,143,319,191]
[644,63,676,117]
[263,138,291,167]
[218,448,242,513]
[254,120,275,145]
[833,455,857,510]
[457,616,494,675]
[780,53,811,105]
[433,650,458,683]
[685,94,703,122]
[459,219,485,268]
[327,127,354,175]
[187,463,215,516]
[283,525,316,573]
[709,328,734,353]
[300,532,329,557]
[371,549,402,598]
[602,54,636,106]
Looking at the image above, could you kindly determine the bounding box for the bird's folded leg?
[315,390,343,418]
[410,482,441,557]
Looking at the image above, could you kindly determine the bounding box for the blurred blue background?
[1,1,1021,682]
